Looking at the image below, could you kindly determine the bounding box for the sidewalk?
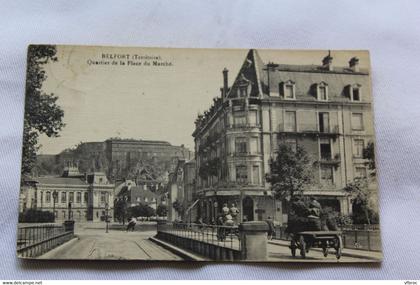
[268,239,383,261]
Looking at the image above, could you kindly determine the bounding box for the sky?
[37,46,370,154]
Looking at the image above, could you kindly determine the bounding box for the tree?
[128,204,156,218]
[22,45,65,175]
[156,204,168,217]
[113,199,128,224]
[266,143,314,200]
[19,209,54,223]
[344,178,376,225]
[363,141,376,176]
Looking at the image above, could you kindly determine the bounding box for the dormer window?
[279,80,295,100]
[349,84,362,102]
[317,82,328,101]
[236,73,252,98]
[239,87,247,98]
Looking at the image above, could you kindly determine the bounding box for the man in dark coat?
[286,196,309,234]
[307,197,321,231]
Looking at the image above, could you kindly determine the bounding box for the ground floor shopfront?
[195,188,351,225]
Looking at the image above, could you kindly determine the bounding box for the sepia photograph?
[17,45,382,262]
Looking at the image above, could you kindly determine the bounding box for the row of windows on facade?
[231,110,365,132]
[200,163,367,187]
[200,135,368,186]
[42,191,110,204]
[223,163,367,186]
[133,197,156,203]
[285,111,365,132]
[236,81,362,102]
[233,134,366,159]
[200,111,365,159]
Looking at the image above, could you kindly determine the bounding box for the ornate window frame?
[317,81,329,101]
[279,80,296,100]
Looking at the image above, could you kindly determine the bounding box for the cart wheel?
[299,235,306,258]
[335,235,343,260]
[290,240,296,257]
[322,247,328,257]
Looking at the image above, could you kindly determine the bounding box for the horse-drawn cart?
[289,231,343,259]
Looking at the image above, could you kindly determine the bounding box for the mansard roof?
[226,49,265,99]
[36,176,88,186]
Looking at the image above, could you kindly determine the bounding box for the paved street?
[39,223,182,260]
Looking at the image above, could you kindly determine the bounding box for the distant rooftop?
[105,138,172,146]
[36,176,87,186]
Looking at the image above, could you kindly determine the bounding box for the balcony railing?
[319,154,341,165]
[227,123,261,129]
[229,151,261,157]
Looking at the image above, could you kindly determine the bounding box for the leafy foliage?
[344,178,377,225]
[113,199,128,223]
[128,204,156,218]
[172,199,184,216]
[266,143,314,200]
[22,45,65,175]
[156,204,168,217]
[363,141,376,176]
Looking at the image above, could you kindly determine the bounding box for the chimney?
[349,57,360,72]
[322,50,333,71]
[223,68,229,97]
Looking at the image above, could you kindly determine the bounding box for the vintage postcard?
[17,45,382,262]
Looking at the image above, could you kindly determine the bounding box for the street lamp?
[105,202,109,233]
[52,191,58,222]
[68,202,73,221]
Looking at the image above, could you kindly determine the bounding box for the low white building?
[20,166,114,222]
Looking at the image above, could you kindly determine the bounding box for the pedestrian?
[229,203,239,224]
[225,214,234,226]
[266,216,275,240]
[216,215,225,241]
[126,216,137,232]
[222,203,229,216]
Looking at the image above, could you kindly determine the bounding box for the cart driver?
[286,196,309,233]
[307,196,321,231]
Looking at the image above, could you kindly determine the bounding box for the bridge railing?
[158,222,240,251]
[17,223,74,258]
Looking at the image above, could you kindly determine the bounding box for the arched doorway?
[242,196,254,221]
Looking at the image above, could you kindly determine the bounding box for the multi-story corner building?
[192,49,375,224]
[21,166,115,222]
